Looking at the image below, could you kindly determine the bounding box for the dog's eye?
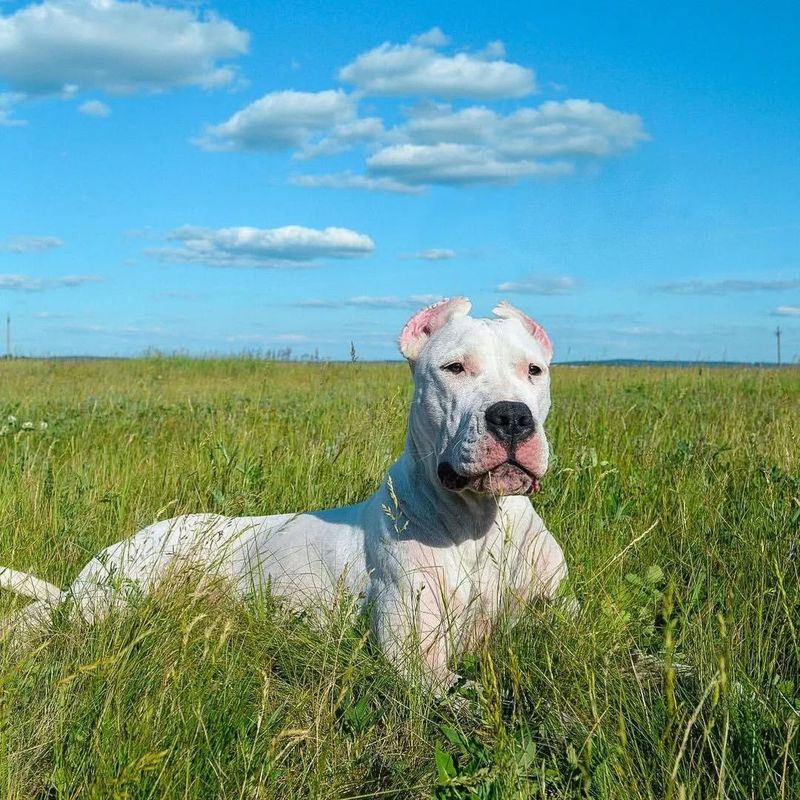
[442,362,465,375]
[528,364,543,377]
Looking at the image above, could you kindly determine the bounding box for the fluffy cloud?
[495,276,579,295]
[295,97,645,190]
[338,30,534,99]
[1,235,63,252]
[0,0,248,96]
[197,29,648,192]
[150,225,375,268]
[774,305,800,317]
[0,273,100,290]
[403,100,647,157]
[659,278,800,294]
[78,99,110,117]
[355,100,644,188]
[366,142,574,186]
[293,117,385,160]
[409,27,450,47]
[195,90,360,152]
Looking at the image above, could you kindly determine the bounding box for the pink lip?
[437,461,542,494]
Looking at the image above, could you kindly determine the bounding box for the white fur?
[0,300,568,688]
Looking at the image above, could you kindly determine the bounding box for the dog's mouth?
[437,461,541,496]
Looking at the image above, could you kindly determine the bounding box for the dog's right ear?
[399,297,471,361]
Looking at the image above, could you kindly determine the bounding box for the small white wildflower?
[7,414,17,425]
[39,421,48,430]
[21,421,34,430]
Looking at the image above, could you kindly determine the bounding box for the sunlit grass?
[0,357,798,798]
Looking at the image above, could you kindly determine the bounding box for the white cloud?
[616,325,687,337]
[0,0,248,96]
[774,305,800,317]
[1,235,63,252]
[400,103,498,143]
[196,90,356,151]
[153,290,203,301]
[78,99,110,117]
[659,278,800,294]
[478,40,506,59]
[346,294,439,309]
[0,92,25,126]
[339,31,534,98]
[295,98,645,190]
[60,322,170,338]
[150,224,375,268]
[404,100,647,158]
[226,332,309,343]
[294,116,384,160]
[495,276,579,295]
[295,298,340,308]
[404,248,456,260]
[367,143,574,186]
[197,32,647,193]
[409,27,450,47]
[0,273,100,290]
[290,170,423,194]
[297,293,440,309]
[275,333,309,342]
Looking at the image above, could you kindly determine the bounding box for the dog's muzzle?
[437,460,542,495]
[484,401,536,445]
[436,401,544,495]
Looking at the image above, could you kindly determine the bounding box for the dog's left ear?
[399,297,472,361]
[493,301,553,362]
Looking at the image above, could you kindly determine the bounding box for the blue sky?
[1,0,798,361]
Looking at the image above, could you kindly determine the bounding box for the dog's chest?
[403,533,516,615]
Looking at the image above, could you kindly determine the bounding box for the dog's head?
[399,297,553,496]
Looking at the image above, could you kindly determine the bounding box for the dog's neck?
[385,446,514,546]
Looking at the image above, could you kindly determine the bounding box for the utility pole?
[4,313,9,359]
[775,326,782,367]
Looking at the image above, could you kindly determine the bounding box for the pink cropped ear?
[399,297,472,360]
[493,301,553,362]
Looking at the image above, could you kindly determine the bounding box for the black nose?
[485,401,536,444]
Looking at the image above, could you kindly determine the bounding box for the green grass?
[0,357,798,799]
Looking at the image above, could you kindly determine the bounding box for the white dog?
[0,298,568,688]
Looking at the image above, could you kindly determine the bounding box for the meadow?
[0,357,797,799]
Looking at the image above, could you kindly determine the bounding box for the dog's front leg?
[370,582,460,693]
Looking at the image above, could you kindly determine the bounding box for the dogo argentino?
[0,298,568,688]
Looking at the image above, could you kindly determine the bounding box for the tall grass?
[0,358,797,798]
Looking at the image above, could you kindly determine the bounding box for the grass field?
[0,357,798,799]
